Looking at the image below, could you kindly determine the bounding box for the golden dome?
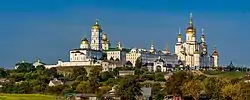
[81,37,89,44]
[178,34,182,38]
[186,13,196,34]
[92,19,101,29]
[102,33,108,41]
[178,27,182,38]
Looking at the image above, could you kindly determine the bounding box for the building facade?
[44,20,110,69]
[175,13,219,67]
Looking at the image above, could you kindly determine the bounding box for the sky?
[0,0,250,68]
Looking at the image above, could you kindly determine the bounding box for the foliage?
[182,79,204,100]
[100,71,113,82]
[165,71,189,96]
[2,61,250,100]
[115,75,142,100]
[15,63,35,73]
[154,72,166,81]
[70,67,87,80]
[135,58,142,69]
[0,68,8,78]
[76,81,93,93]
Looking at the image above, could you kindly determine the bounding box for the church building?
[175,13,219,67]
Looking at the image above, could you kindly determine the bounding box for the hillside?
[0,94,63,100]
[203,70,246,79]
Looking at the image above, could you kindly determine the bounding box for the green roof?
[105,48,131,53]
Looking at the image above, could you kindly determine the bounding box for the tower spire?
[214,45,217,50]
[84,33,87,38]
[178,27,181,34]
[201,28,204,35]
[166,42,169,51]
[150,40,155,52]
[95,18,99,25]
[189,12,193,26]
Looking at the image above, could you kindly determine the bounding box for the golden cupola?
[81,36,89,44]
[186,13,196,34]
[92,19,101,30]
[102,33,108,41]
[178,27,182,38]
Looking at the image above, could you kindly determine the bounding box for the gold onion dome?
[178,34,182,38]
[102,33,108,41]
[92,19,101,29]
[178,28,182,38]
[81,37,89,44]
[186,13,196,34]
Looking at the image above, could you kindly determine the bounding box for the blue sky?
[0,0,250,68]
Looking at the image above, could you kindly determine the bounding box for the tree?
[46,67,58,78]
[76,81,93,93]
[36,65,45,71]
[231,81,250,100]
[0,68,8,78]
[115,75,142,100]
[71,67,87,80]
[151,83,165,99]
[135,58,142,69]
[89,66,102,77]
[165,71,189,96]
[15,62,35,72]
[98,85,111,94]
[182,79,204,100]
[100,71,113,82]
[203,77,224,99]
[154,72,166,81]
[221,83,237,100]
[76,75,88,82]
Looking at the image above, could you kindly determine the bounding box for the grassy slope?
[203,71,246,79]
[0,94,62,100]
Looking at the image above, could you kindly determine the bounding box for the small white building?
[118,70,135,76]
[49,78,64,87]
[147,57,174,72]
[105,42,130,65]
[101,61,123,72]
[33,59,45,68]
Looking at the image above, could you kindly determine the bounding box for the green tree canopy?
[135,58,142,69]
[115,75,142,100]
[15,62,35,73]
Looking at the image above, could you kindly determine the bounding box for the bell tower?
[91,19,102,51]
